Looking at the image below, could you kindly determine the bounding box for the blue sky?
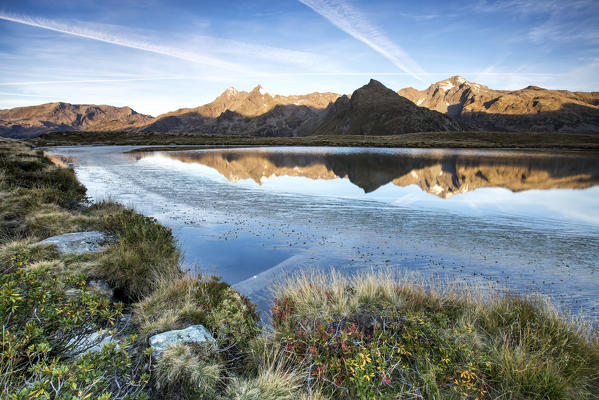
[1,0,598,116]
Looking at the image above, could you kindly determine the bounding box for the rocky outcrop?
[0,102,153,138]
[37,231,111,254]
[312,79,462,135]
[398,76,599,132]
[149,325,216,360]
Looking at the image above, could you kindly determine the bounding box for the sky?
[1,0,598,116]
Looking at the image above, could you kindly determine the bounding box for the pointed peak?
[367,79,385,88]
[217,86,241,100]
[449,75,468,84]
[250,84,269,96]
[432,76,470,91]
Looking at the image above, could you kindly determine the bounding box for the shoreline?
[29,130,599,151]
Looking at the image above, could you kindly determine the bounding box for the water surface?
[46,146,599,318]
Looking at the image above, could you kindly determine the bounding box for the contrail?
[298,0,425,80]
[0,77,192,86]
[0,12,245,72]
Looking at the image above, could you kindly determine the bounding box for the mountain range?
[1,76,598,138]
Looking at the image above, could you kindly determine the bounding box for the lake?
[45,145,599,319]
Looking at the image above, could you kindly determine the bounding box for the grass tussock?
[271,270,599,399]
[97,209,182,300]
[225,344,309,400]
[0,138,124,242]
[155,343,223,399]
[134,275,260,355]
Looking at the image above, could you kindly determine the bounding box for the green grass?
[97,209,182,301]
[31,130,599,150]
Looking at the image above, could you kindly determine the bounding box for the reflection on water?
[128,147,599,198]
[45,146,599,320]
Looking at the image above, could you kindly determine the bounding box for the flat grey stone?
[37,231,109,254]
[149,325,216,359]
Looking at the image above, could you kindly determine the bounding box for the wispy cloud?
[0,12,248,72]
[0,77,191,86]
[297,0,425,80]
[474,0,596,15]
[475,0,599,45]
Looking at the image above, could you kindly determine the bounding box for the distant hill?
[1,77,599,138]
[398,76,599,132]
[0,102,153,138]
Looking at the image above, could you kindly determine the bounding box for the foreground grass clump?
[155,343,223,399]
[135,276,261,355]
[98,209,182,300]
[272,271,599,400]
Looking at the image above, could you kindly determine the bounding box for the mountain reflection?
[130,149,599,198]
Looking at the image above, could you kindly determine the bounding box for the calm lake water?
[45,146,599,319]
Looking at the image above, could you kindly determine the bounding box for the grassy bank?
[1,137,598,399]
[30,130,599,150]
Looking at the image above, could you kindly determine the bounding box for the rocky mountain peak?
[353,79,401,105]
[397,76,599,132]
[523,85,545,91]
[250,84,269,97]
[313,79,462,135]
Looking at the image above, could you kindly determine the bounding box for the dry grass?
[226,344,308,400]
[155,343,223,399]
[272,269,481,328]
[134,276,198,338]
[272,269,599,399]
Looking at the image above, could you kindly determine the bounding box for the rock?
[149,325,216,359]
[89,279,114,298]
[70,330,118,356]
[37,231,110,254]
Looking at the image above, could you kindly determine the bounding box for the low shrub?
[0,251,147,398]
[10,336,149,400]
[98,209,181,300]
